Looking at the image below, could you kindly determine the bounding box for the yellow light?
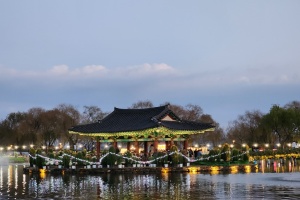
[210,166,219,175]
[244,165,251,173]
[157,144,166,151]
[188,167,199,174]
[265,144,269,148]
[39,169,46,179]
[276,143,281,147]
[230,166,238,174]
[211,166,219,171]
[161,167,169,173]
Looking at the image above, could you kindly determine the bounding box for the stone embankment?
[23,164,258,175]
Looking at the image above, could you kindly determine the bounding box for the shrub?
[29,148,36,167]
[124,151,133,166]
[221,143,230,162]
[35,149,45,169]
[231,149,239,162]
[62,155,70,168]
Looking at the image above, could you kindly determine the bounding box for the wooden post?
[165,141,169,151]
[113,140,118,150]
[134,140,139,155]
[127,142,131,151]
[154,138,158,152]
[184,139,189,150]
[144,141,148,158]
[170,138,174,147]
[96,137,100,159]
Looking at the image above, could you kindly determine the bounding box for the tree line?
[227,101,300,149]
[0,100,299,150]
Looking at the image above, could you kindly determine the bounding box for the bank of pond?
[23,163,259,175]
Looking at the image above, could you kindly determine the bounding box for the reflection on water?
[0,162,300,199]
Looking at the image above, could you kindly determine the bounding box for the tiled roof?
[69,105,214,134]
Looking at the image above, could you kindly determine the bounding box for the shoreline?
[23,164,258,175]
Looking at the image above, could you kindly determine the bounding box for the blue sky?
[1,1,300,129]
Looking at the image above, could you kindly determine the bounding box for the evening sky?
[1,1,300,128]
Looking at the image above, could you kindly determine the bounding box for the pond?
[1,161,300,199]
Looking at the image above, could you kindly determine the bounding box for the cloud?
[1,63,300,88]
[46,64,108,77]
[0,63,176,80]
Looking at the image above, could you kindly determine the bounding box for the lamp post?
[276,143,281,150]
[265,143,269,151]
[14,145,19,156]
[0,147,3,155]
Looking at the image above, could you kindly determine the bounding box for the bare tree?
[130,100,154,109]
[82,105,107,123]
[56,104,81,149]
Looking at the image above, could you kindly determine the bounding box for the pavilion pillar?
[113,140,118,150]
[184,139,189,150]
[154,138,158,152]
[127,142,131,151]
[144,141,148,158]
[170,138,174,147]
[96,137,100,159]
[165,141,170,151]
[134,140,139,155]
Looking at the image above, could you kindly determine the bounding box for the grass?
[192,160,249,166]
[8,156,28,163]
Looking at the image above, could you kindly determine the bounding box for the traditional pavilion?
[69,105,215,158]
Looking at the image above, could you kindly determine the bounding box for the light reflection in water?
[0,163,300,199]
[0,167,2,190]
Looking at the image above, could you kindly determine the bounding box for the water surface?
[0,162,300,199]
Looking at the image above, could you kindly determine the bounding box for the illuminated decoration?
[189,167,199,173]
[210,166,219,171]
[29,154,63,165]
[230,166,238,174]
[244,165,251,173]
[29,150,249,167]
[276,143,281,147]
[210,166,220,175]
[39,169,46,179]
[161,167,169,173]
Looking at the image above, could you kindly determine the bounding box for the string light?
[28,150,249,166]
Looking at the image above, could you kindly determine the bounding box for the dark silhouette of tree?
[227,110,264,148]
[262,104,300,147]
[130,100,154,109]
[82,105,107,123]
[56,104,81,150]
